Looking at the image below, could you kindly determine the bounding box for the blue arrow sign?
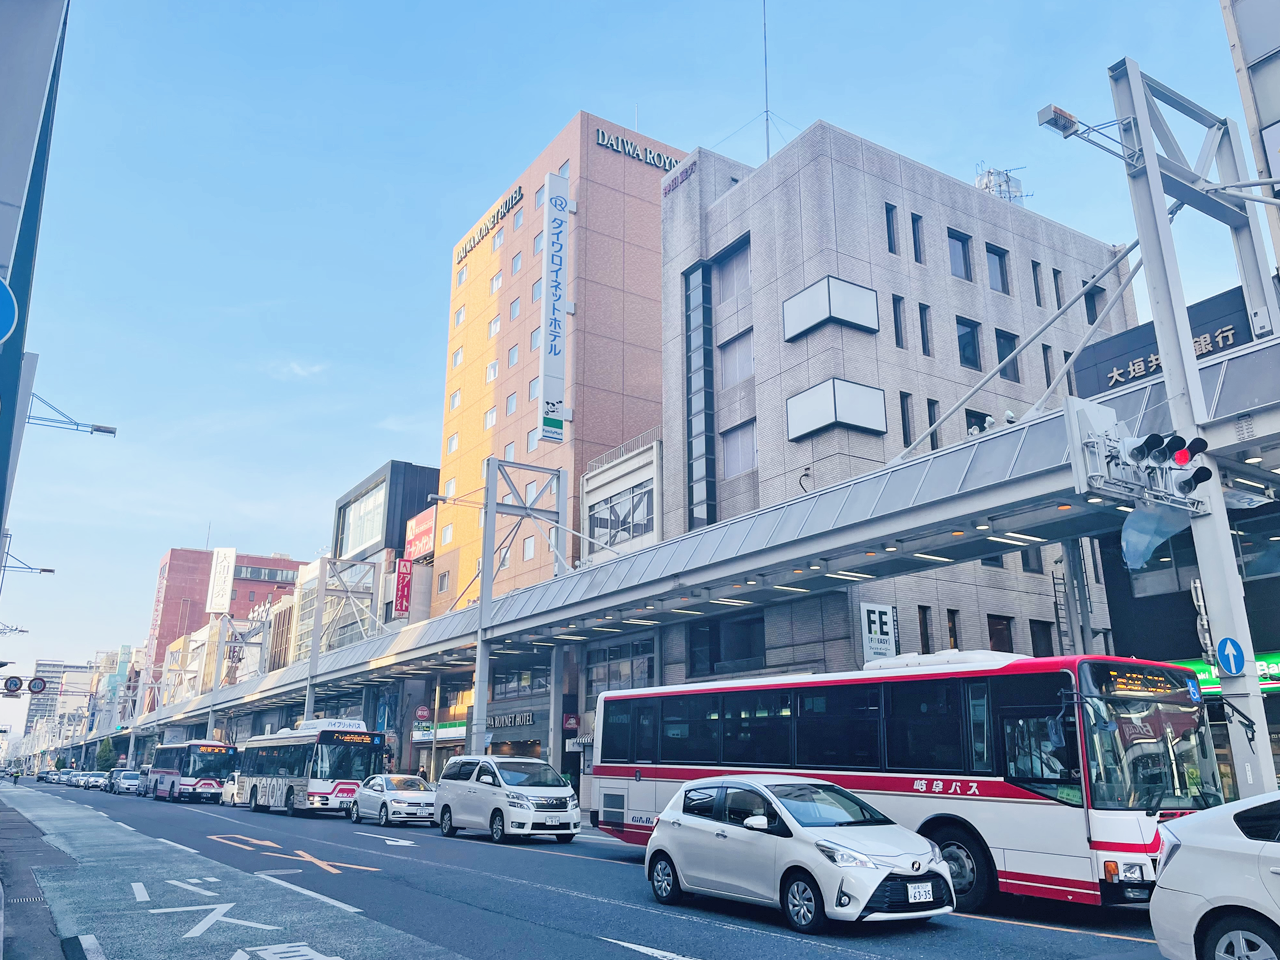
[0,279,15,348]
[1217,636,1246,677]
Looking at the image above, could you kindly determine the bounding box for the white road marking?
[166,880,216,897]
[353,831,416,847]
[253,871,363,913]
[203,877,220,882]
[601,939,702,960]
[114,822,136,830]
[185,878,202,883]
[148,903,281,938]
[157,839,198,853]
[131,883,150,902]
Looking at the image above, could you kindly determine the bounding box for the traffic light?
[1122,433,1166,464]
[1150,435,1186,465]
[1173,465,1213,495]
[1174,437,1208,466]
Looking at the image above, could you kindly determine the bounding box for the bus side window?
[601,700,633,763]
[635,701,658,763]
[967,683,993,772]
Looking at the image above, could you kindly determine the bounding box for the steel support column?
[548,644,564,772]
[471,458,499,755]
[301,566,328,721]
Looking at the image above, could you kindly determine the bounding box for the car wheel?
[1203,912,1280,960]
[285,788,298,816]
[928,824,993,912]
[378,805,390,827]
[439,807,457,837]
[490,811,508,844]
[649,853,683,905]
[349,802,361,823]
[555,834,575,844]
[783,871,828,934]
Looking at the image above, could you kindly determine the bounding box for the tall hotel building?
[432,113,685,615]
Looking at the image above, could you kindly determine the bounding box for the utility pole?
[762,0,771,159]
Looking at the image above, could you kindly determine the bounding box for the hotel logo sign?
[596,128,679,172]
[456,185,523,264]
[487,712,535,729]
[537,172,570,444]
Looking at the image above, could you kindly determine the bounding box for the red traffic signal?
[1174,437,1208,466]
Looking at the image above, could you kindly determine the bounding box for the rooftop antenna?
[762,0,771,159]
[635,103,639,132]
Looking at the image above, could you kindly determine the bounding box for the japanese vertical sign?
[206,547,236,614]
[860,603,898,664]
[393,559,413,618]
[538,172,570,443]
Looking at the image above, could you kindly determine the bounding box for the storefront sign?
[563,713,579,731]
[487,711,535,729]
[663,160,697,197]
[404,506,435,562]
[1170,654,1280,694]
[595,129,680,172]
[393,559,413,618]
[206,547,236,614]
[860,603,898,663]
[412,719,466,742]
[537,172,570,443]
[415,705,431,721]
[456,186,523,264]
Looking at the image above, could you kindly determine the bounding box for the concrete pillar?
[548,645,564,772]
[471,640,490,755]
[429,677,442,781]
[126,730,137,770]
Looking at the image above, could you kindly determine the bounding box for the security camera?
[1005,410,1016,424]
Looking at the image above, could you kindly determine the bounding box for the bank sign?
[596,128,680,172]
[537,172,570,443]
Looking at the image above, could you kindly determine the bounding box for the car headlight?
[815,840,876,869]
[1121,862,1144,882]
[391,799,407,806]
[1156,826,1181,879]
[505,791,532,809]
[568,795,579,809]
[928,839,944,865]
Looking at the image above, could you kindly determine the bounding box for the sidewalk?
[0,794,73,960]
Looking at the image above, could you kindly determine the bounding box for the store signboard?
[393,559,412,618]
[537,172,570,443]
[1170,654,1280,694]
[859,603,898,664]
[411,719,466,743]
[404,506,435,561]
[206,547,237,614]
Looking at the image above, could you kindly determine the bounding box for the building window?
[588,479,655,553]
[987,615,1014,653]
[480,456,491,480]
[510,297,520,320]
[1052,267,1064,309]
[1041,344,1053,387]
[508,345,518,367]
[720,330,754,388]
[688,617,765,677]
[528,376,540,400]
[488,316,500,339]
[899,392,912,446]
[717,246,750,305]
[918,303,931,356]
[457,266,467,287]
[524,479,537,503]
[986,244,1009,294]
[523,536,535,561]
[486,360,498,383]
[447,433,458,454]
[722,420,757,478]
[490,272,502,294]
[441,524,453,545]
[885,203,899,255]
[926,398,940,450]
[437,571,450,594]
[449,390,461,410]
[965,409,992,435]
[982,554,1004,568]
[585,638,655,704]
[918,605,933,654]
[559,160,570,178]
[947,229,972,281]
[889,295,905,348]
[956,317,981,370]
[1031,260,1043,307]
[685,266,717,528]
[512,251,522,276]
[454,306,465,327]
[444,478,456,497]
[503,442,514,460]
[506,393,517,416]
[911,213,924,264]
[513,208,523,230]
[527,428,538,453]
[530,327,541,351]
[1030,620,1055,657]
[498,545,510,570]
[534,231,544,254]
[1021,545,1044,573]
[1084,283,1105,325]
[535,185,545,208]
[532,278,542,301]
[492,227,504,251]
[231,588,238,600]
[484,407,496,430]
[452,347,463,368]
[995,329,1020,382]
[946,609,960,649]
[1090,537,1103,583]
[1063,350,1076,396]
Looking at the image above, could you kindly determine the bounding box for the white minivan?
[434,755,580,844]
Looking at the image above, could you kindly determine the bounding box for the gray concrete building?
[656,120,1140,681]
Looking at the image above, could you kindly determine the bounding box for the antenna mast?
[762,0,771,159]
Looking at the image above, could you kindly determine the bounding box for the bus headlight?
[1121,862,1144,882]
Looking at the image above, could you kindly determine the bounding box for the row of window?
[587,479,655,553]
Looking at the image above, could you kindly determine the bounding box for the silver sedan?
[349,775,436,827]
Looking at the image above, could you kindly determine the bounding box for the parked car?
[67,771,87,787]
[36,770,51,783]
[137,764,151,796]
[1150,792,1280,960]
[105,769,127,791]
[350,775,435,826]
[83,772,108,790]
[219,772,241,806]
[112,771,140,795]
[645,775,954,934]
[435,755,579,843]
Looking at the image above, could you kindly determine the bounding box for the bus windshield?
[186,748,236,780]
[1080,663,1224,811]
[312,742,378,781]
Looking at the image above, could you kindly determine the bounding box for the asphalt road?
[19,781,1161,960]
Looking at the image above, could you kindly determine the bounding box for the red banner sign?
[404,507,436,562]
[394,559,413,618]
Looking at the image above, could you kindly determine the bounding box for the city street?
[7,782,1158,960]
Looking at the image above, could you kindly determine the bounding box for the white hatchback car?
[646,775,954,934]
[435,755,580,843]
[1150,792,1280,960]
[219,772,241,806]
[349,775,436,827]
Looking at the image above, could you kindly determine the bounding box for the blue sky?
[0,0,1256,728]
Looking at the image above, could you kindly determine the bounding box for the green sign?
[411,720,466,743]
[1170,653,1280,694]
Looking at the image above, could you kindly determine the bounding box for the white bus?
[146,740,238,802]
[591,651,1222,911]
[237,719,385,816]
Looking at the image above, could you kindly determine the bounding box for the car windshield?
[1080,663,1224,811]
[121,772,138,780]
[386,776,427,791]
[768,782,893,827]
[496,761,565,787]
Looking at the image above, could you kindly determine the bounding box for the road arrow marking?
[131,883,149,902]
[254,872,362,913]
[354,831,417,847]
[148,903,281,938]
[167,879,216,897]
[600,938,702,960]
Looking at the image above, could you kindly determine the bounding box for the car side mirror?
[743,815,769,832]
[480,774,495,785]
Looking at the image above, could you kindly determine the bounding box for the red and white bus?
[237,719,384,816]
[145,740,238,802]
[591,651,1222,911]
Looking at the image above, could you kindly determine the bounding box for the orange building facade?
[431,113,685,616]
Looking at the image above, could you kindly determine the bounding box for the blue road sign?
[1186,678,1202,703]
[1217,636,1246,677]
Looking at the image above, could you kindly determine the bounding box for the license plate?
[545,816,561,825]
[907,882,933,904]
[338,801,351,809]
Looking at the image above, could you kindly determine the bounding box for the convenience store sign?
[1170,654,1280,694]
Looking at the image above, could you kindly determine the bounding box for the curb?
[60,936,107,960]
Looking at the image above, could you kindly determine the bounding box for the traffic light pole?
[1110,58,1276,796]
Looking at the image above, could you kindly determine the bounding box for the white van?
[434,755,580,844]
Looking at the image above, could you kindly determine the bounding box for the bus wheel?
[929,825,994,912]
[249,787,264,813]
[169,784,180,803]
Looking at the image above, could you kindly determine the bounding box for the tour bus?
[591,650,1221,911]
[237,719,384,815]
[146,740,238,802]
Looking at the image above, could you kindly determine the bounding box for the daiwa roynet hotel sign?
[596,128,680,172]
[538,172,570,444]
[456,185,523,264]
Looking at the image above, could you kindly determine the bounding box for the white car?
[112,771,139,795]
[82,772,108,790]
[645,775,954,934]
[219,772,241,806]
[349,775,436,826]
[1150,792,1280,960]
[435,755,580,843]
